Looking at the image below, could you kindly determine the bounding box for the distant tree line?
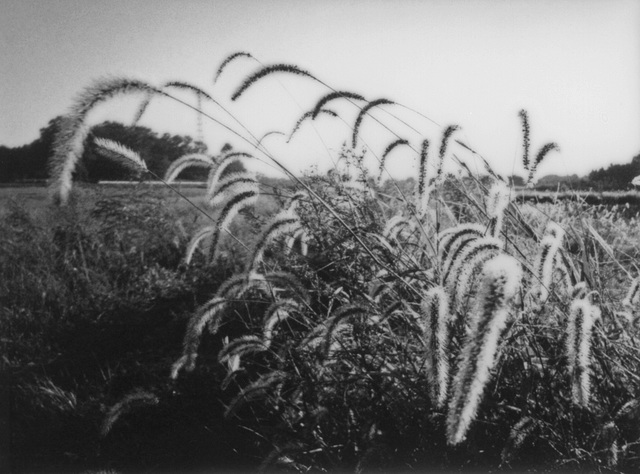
[1,117,639,190]
[586,154,640,190]
[0,117,212,183]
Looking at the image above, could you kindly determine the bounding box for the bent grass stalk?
[246,208,301,274]
[164,153,214,183]
[50,77,160,204]
[351,98,394,149]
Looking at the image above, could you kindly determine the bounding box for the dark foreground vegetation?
[2,178,640,473]
[1,184,287,473]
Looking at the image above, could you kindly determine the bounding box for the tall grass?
[36,52,640,472]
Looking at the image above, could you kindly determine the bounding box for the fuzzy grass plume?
[93,137,148,174]
[533,222,565,302]
[164,153,214,183]
[417,138,431,214]
[421,286,452,408]
[437,125,460,183]
[247,208,301,274]
[288,109,338,143]
[378,138,410,183]
[519,109,560,187]
[171,274,258,378]
[209,172,258,206]
[351,98,394,149]
[208,189,260,261]
[322,305,367,358]
[50,77,158,204]
[231,64,320,101]
[485,181,512,238]
[519,109,531,170]
[447,254,522,445]
[101,390,159,437]
[443,236,502,298]
[438,224,485,278]
[565,297,598,407]
[262,299,301,349]
[311,91,366,119]
[206,151,255,198]
[214,51,255,84]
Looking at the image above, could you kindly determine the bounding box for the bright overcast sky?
[1,0,639,179]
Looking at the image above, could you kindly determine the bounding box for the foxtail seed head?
[446,254,522,445]
[164,153,214,183]
[50,77,158,204]
[566,298,597,407]
[93,138,147,174]
[421,286,452,408]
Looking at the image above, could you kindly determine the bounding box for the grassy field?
[3,64,640,474]
[2,178,640,473]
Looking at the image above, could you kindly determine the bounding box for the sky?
[1,0,639,179]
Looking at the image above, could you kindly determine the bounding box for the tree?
[588,153,640,190]
[0,119,209,182]
[0,116,62,182]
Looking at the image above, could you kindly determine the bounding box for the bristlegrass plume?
[246,207,301,274]
[485,181,512,238]
[421,286,452,408]
[378,138,410,183]
[500,416,540,467]
[208,188,259,261]
[93,137,148,175]
[209,172,258,206]
[322,305,367,357]
[417,138,431,214]
[262,299,301,348]
[164,153,214,183]
[565,297,598,407]
[437,224,485,277]
[443,236,502,294]
[436,125,460,184]
[447,254,522,445]
[288,109,338,143]
[231,64,320,101]
[383,214,414,242]
[533,222,565,302]
[214,51,255,84]
[447,237,503,312]
[50,76,159,204]
[519,109,560,187]
[206,151,255,198]
[351,98,394,149]
[311,90,366,119]
[519,109,531,170]
[101,390,159,437]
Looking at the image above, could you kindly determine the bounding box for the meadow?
[3,55,640,474]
